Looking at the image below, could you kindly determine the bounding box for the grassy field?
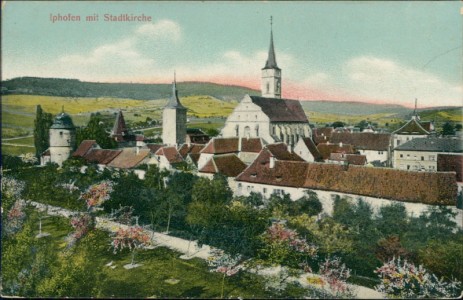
[306,111,403,127]
[19,210,302,298]
[1,144,36,156]
[419,107,463,123]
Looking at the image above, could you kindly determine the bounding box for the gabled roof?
[187,153,201,167]
[249,96,308,123]
[200,137,239,154]
[317,143,355,160]
[236,154,457,205]
[395,138,463,152]
[84,149,122,165]
[111,110,129,138]
[437,154,463,182]
[155,146,184,164]
[178,143,205,158]
[300,137,323,161]
[266,143,304,161]
[236,149,309,188]
[241,138,265,153]
[107,148,150,169]
[346,154,367,165]
[73,140,98,157]
[420,121,434,132]
[330,132,391,151]
[313,127,334,144]
[199,154,247,177]
[393,118,430,135]
[42,149,50,156]
[146,144,164,154]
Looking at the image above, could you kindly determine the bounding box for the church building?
[221,19,311,148]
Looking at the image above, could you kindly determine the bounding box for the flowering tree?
[65,213,94,249]
[260,222,318,267]
[19,153,38,165]
[110,226,151,268]
[318,256,355,297]
[375,257,461,298]
[79,180,114,211]
[207,249,243,298]
[4,200,27,235]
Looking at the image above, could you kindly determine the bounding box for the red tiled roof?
[302,163,456,205]
[107,148,150,169]
[135,135,145,142]
[437,154,463,182]
[346,154,367,165]
[187,153,201,166]
[42,149,50,156]
[84,149,122,165]
[266,143,304,161]
[241,138,264,153]
[236,149,309,187]
[317,143,354,160]
[73,140,98,157]
[237,157,457,205]
[146,144,164,154]
[200,138,239,154]
[178,143,205,158]
[155,146,183,164]
[393,118,429,135]
[301,137,323,161]
[330,132,391,151]
[249,96,308,123]
[199,154,247,177]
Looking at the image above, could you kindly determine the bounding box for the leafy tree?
[238,192,264,207]
[418,235,463,282]
[331,121,345,128]
[37,231,107,297]
[376,203,408,237]
[356,120,369,132]
[455,124,462,131]
[144,164,170,190]
[288,191,322,217]
[441,121,455,136]
[33,105,53,158]
[267,192,292,219]
[76,114,117,149]
[375,235,410,263]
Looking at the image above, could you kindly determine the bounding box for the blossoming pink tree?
[5,200,27,235]
[318,256,355,297]
[79,180,114,212]
[207,249,243,298]
[261,222,318,268]
[65,213,94,249]
[375,257,461,298]
[110,226,151,269]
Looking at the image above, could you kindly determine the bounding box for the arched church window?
[255,125,259,137]
[266,83,270,94]
[235,125,239,137]
[244,126,251,138]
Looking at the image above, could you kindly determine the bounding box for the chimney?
[269,155,275,168]
[136,146,140,155]
[339,142,343,148]
[238,137,242,152]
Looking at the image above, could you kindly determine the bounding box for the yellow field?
[306,111,402,126]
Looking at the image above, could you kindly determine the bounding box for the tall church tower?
[162,76,187,146]
[261,16,281,99]
[49,107,76,166]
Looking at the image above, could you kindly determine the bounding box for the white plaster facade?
[162,107,186,146]
[394,149,440,171]
[358,149,389,164]
[294,139,317,162]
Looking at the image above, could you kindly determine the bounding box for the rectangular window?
[400,154,403,158]
[429,155,435,161]
[263,188,267,194]
[421,156,424,161]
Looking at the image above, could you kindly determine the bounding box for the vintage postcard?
[1,1,462,298]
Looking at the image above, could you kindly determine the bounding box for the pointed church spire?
[263,16,280,70]
[166,72,184,108]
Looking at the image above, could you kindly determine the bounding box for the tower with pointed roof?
[111,110,129,142]
[261,16,281,99]
[49,107,76,166]
[162,76,187,146]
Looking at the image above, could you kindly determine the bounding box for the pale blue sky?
[2,1,462,107]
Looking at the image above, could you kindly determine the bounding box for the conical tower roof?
[165,78,186,109]
[111,110,128,136]
[263,18,280,70]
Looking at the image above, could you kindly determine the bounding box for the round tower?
[49,110,76,166]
